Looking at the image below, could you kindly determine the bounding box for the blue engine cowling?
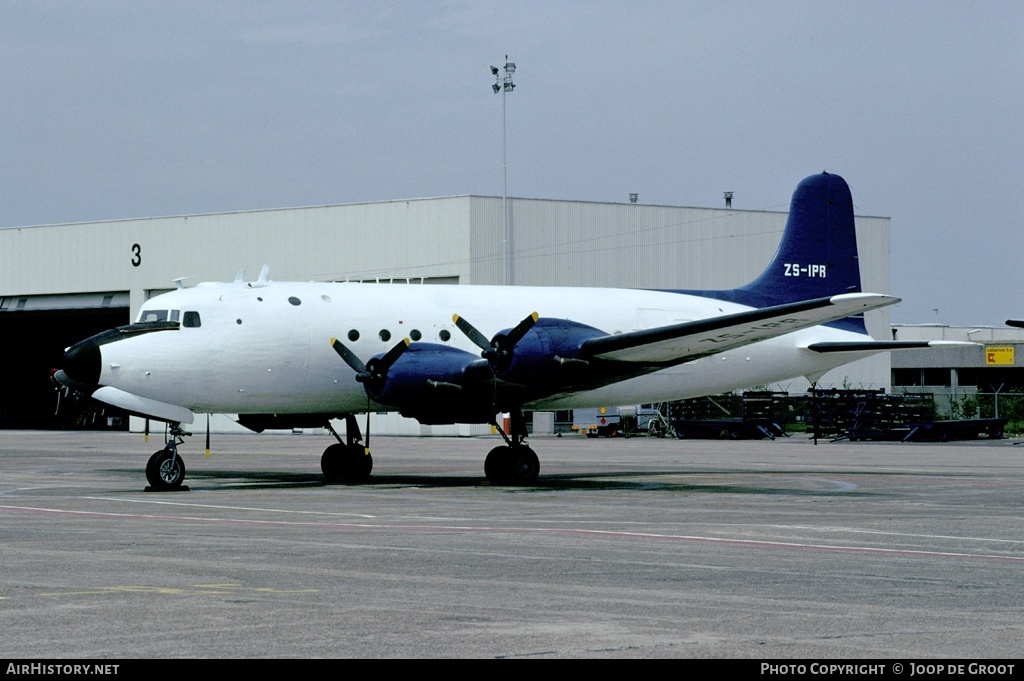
[367,344,493,424]
[494,317,606,386]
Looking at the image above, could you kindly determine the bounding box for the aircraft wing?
[805,340,977,353]
[581,293,899,365]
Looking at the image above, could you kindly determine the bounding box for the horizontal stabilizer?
[92,386,195,425]
[806,340,978,353]
[583,293,899,364]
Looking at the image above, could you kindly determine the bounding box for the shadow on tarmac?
[105,466,876,496]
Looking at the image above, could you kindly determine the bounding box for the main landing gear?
[485,409,540,485]
[146,424,189,491]
[321,415,372,483]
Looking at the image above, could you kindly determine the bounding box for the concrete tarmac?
[1,430,1022,659]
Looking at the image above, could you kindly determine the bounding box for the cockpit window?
[139,309,168,323]
[170,309,180,323]
[183,311,201,328]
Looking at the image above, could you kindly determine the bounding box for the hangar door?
[0,293,129,429]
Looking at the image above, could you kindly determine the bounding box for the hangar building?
[0,194,892,431]
[890,324,1024,418]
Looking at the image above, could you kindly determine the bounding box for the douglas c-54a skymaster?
[53,172,967,489]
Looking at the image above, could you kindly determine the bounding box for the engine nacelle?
[496,317,605,386]
[370,344,492,424]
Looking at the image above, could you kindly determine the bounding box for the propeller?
[50,369,88,425]
[453,311,538,374]
[330,336,411,457]
[330,337,411,397]
[453,314,491,351]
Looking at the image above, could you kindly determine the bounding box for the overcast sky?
[1,1,1021,327]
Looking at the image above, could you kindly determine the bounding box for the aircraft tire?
[509,446,540,485]
[321,443,372,482]
[347,445,372,480]
[484,446,512,484]
[321,443,346,482]
[146,449,185,491]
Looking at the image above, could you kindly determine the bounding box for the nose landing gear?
[145,424,189,491]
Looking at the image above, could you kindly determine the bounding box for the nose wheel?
[145,424,189,491]
[146,448,186,490]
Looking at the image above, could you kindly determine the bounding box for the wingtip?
[829,292,901,308]
[927,340,981,347]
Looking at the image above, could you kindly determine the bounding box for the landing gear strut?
[485,409,539,485]
[321,415,372,482]
[145,424,189,491]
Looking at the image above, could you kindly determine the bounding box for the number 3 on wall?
[131,243,141,267]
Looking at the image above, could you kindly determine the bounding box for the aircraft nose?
[62,339,102,387]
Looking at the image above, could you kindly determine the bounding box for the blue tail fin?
[681,172,866,333]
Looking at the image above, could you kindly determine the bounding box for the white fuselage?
[98,281,874,417]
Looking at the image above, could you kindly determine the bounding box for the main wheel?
[509,446,540,485]
[146,449,186,490]
[349,446,373,480]
[321,443,373,482]
[321,443,346,482]
[484,446,512,484]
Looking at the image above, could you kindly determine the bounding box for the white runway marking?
[3,501,1022,563]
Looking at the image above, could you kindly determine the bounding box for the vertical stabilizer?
[682,172,866,333]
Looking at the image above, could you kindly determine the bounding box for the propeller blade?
[452,314,491,351]
[487,311,539,370]
[504,312,539,347]
[331,337,368,375]
[453,311,540,375]
[379,337,411,371]
[453,312,539,354]
[331,337,410,394]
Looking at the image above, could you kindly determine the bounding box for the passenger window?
[183,311,202,328]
